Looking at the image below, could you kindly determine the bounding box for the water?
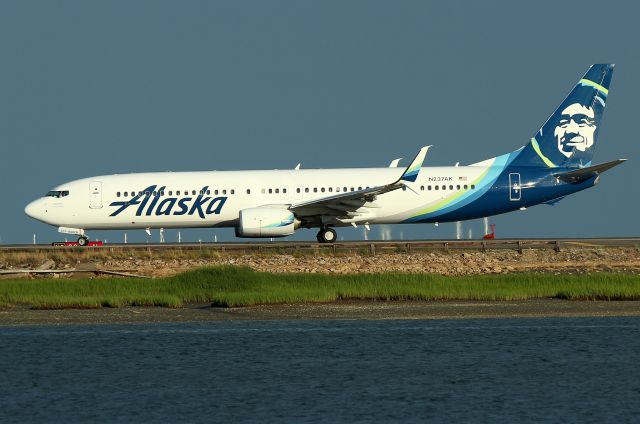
[2,318,640,423]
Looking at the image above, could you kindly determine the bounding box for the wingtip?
[399,145,431,183]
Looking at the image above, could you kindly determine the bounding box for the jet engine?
[235,208,296,237]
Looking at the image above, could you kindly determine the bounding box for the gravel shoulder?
[3,246,640,278]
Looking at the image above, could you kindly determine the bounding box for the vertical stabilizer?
[511,64,614,168]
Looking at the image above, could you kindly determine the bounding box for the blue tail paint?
[404,64,624,225]
[511,64,614,169]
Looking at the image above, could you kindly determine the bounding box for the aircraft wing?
[553,159,626,183]
[290,146,430,219]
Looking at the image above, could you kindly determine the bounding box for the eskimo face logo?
[554,103,597,158]
[109,185,227,219]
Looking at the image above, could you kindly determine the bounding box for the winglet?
[388,158,403,168]
[400,146,431,182]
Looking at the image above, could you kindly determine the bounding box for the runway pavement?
[1,238,639,254]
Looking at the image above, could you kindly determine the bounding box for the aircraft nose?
[25,199,44,221]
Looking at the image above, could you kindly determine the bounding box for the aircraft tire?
[318,228,337,244]
[78,236,88,246]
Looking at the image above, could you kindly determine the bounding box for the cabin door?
[89,181,103,209]
[509,173,521,201]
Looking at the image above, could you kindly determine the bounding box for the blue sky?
[1,0,638,244]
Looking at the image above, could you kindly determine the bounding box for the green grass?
[0,266,639,309]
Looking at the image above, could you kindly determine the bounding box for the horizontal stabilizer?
[543,196,566,206]
[554,159,626,183]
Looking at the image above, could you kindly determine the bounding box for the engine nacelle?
[236,208,296,238]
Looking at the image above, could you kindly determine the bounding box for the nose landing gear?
[316,227,337,244]
[77,236,89,246]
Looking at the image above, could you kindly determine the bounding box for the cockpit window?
[45,190,69,198]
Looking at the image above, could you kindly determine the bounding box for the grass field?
[1,266,640,309]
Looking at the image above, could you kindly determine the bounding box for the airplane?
[25,64,625,246]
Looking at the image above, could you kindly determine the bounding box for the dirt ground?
[2,300,640,326]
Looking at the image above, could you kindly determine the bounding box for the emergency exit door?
[90,181,103,209]
[509,173,521,201]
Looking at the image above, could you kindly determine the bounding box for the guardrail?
[1,238,639,255]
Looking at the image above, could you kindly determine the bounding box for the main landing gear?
[316,227,337,244]
[77,236,89,246]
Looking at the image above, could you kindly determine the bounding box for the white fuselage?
[25,166,489,231]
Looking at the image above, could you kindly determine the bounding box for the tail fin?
[511,64,614,168]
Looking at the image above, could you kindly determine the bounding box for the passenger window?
[471,184,476,189]
[247,189,251,194]
[231,189,235,195]
[223,189,227,195]
[261,189,265,194]
[358,187,362,190]
[428,186,432,191]
[350,187,354,191]
[435,186,439,191]
[328,188,333,193]
[420,186,424,191]
[145,191,150,196]
[313,188,318,193]
[463,185,468,190]
[268,189,273,194]
[336,187,340,192]
[296,188,301,193]
[275,188,279,194]
[176,191,181,195]
[305,188,309,193]
[343,187,347,192]
[456,185,460,190]
[206,190,211,195]
[321,188,325,193]
[449,185,453,190]
[191,190,196,195]
[123,192,128,197]
[117,192,121,197]
[282,188,286,194]
[168,191,173,196]
[215,190,219,195]
[441,185,446,190]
